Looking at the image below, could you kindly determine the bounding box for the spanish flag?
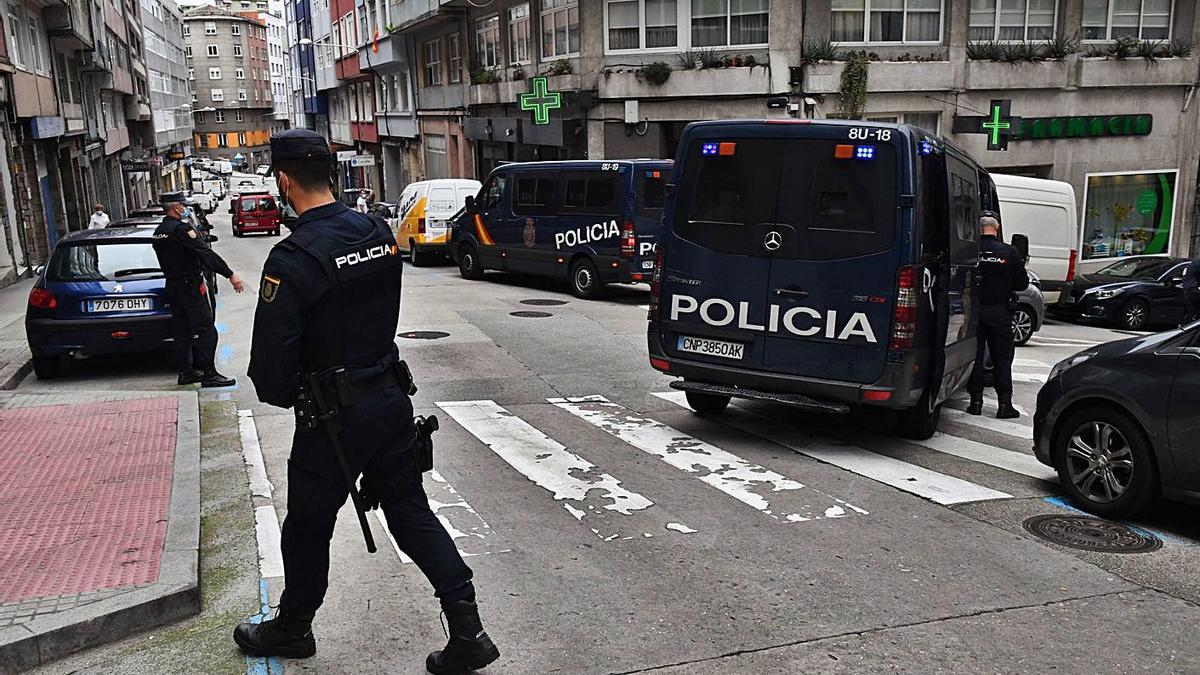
[372,29,380,54]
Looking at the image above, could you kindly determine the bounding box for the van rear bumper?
[596,255,654,284]
[647,327,923,410]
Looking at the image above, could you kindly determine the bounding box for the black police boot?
[177,369,205,385]
[426,600,500,675]
[233,610,316,658]
[966,399,983,416]
[200,371,236,388]
[996,401,1020,419]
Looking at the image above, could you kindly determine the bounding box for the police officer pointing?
[234,130,500,674]
[152,192,244,387]
[967,214,1028,419]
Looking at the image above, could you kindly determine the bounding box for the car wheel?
[272,228,280,237]
[685,390,730,415]
[411,244,432,267]
[570,258,603,299]
[1118,298,1150,331]
[457,243,485,280]
[32,356,60,380]
[233,226,243,238]
[1012,305,1035,346]
[1053,406,1158,518]
[899,387,942,440]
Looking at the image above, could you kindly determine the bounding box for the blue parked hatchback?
[25,228,175,379]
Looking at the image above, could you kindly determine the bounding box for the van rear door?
[632,165,669,274]
[760,133,901,384]
[660,128,793,371]
[425,185,456,243]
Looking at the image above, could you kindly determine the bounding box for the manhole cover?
[1023,515,1161,554]
[520,298,568,306]
[397,331,450,340]
[510,311,553,318]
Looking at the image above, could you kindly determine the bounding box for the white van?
[394,178,481,266]
[992,174,1078,290]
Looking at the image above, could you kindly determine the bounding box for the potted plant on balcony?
[638,62,672,86]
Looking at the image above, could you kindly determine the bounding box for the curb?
[0,391,201,673]
[0,350,31,391]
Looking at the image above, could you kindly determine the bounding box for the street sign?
[120,160,152,173]
[349,155,376,167]
[519,76,562,126]
[337,150,358,162]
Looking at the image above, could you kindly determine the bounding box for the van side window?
[562,173,617,212]
[947,156,980,259]
[259,196,276,211]
[639,171,666,211]
[514,176,557,214]
[480,175,506,209]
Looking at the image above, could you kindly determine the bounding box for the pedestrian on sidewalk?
[356,189,370,213]
[88,204,110,229]
[152,192,245,387]
[235,130,500,674]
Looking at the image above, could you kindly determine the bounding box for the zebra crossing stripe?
[436,400,695,540]
[941,406,1035,440]
[907,433,1059,482]
[374,470,501,564]
[550,395,867,522]
[653,392,1012,506]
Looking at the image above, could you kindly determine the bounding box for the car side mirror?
[464,195,475,209]
[33,265,45,276]
[1011,233,1029,262]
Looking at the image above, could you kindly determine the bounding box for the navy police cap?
[269,129,332,172]
[159,191,188,205]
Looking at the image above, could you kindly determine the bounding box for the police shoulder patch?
[261,274,281,303]
[186,228,197,239]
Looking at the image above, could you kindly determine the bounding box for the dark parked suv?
[1034,322,1200,517]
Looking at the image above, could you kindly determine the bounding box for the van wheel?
[570,258,603,299]
[458,243,484,280]
[899,389,941,440]
[411,245,432,267]
[685,390,730,415]
[32,356,60,380]
[1053,405,1158,518]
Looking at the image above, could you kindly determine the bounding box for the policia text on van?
[450,160,671,298]
[648,120,996,440]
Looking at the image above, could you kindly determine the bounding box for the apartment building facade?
[140,0,194,193]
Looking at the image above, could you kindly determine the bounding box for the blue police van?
[450,159,672,298]
[648,120,997,439]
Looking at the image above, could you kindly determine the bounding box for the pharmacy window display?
[1081,170,1178,260]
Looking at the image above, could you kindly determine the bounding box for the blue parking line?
[1042,496,1195,548]
[217,344,234,366]
[216,322,228,334]
[245,579,284,675]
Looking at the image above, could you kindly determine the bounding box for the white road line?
[908,433,1058,483]
[1030,337,1102,347]
[637,305,649,312]
[238,410,274,499]
[1012,372,1048,384]
[954,393,1030,417]
[654,392,1011,506]
[239,410,283,579]
[552,395,868,522]
[437,400,693,540]
[1013,358,1051,369]
[373,470,500,564]
[941,406,1034,440]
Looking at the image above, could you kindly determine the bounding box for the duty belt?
[308,359,416,410]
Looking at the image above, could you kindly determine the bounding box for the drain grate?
[510,311,552,318]
[1023,515,1162,554]
[398,331,450,340]
[520,299,568,306]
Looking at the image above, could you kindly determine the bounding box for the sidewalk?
[0,391,200,673]
[0,276,34,390]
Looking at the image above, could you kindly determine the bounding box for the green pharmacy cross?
[519,76,562,126]
[950,99,1022,151]
[982,102,1011,150]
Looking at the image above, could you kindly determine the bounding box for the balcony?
[351,120,377,143]
[359,32,407,72]
[418,83,467,110]
[801,60,953,95]
[471,74,581,106]
[387,0,458,32]
[1076,56,1195,88]
[597,66,769,100]
[44,0,93,50]
[965,59,1069,90]
[375,112,417,138]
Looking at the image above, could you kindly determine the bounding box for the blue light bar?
[919,140,934,155]
[701,142,719,156]
[855,145,876,160]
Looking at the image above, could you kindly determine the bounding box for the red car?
[230,192,281,237]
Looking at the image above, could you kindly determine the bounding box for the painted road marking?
[1012,372,1048,384]
[941,406,1034,440]
[1030,337,1102,348]
[908,433,1058,483]
[1013,358,1051,369]
[238,410,273,499]
[552,395,867,522]
[374,470,502,564]
[238,409,284,675]
[654,392,1011,506]
[437,400,694,540]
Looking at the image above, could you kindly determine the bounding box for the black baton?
[305,374,377,554]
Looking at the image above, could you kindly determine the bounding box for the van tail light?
[620,220,636,258]
[890,265,920,351]
[418,216,426,233]
[29,287,57,309]
[650,357,671,373]
[648,244,665,320]
[1066,249,1077,283]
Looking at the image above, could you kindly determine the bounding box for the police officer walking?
[152,192,244,387]
[234,130,500,674]
[968,214,1028,419]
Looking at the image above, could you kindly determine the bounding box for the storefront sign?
[30,116,66,140]
[121,160,152,173]
[337,150,358,162]
[349,155,375,167]
[519,77,562,126]
[954,101,1153,149]
[167,150,186,160]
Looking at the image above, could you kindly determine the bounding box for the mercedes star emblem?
[764,231,783,252]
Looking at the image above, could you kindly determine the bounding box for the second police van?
[450,160,672,298]
[648,120,997,439]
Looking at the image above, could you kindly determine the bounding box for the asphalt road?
[25,175,1200,674]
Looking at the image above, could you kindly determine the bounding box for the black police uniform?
[151,197,234,382]
[968,233,1029,411]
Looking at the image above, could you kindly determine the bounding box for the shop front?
[1081,170,1179,262]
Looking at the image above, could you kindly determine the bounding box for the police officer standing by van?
[967,214,1028,419]
[233,130,500,674]
[152,192,244,387]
